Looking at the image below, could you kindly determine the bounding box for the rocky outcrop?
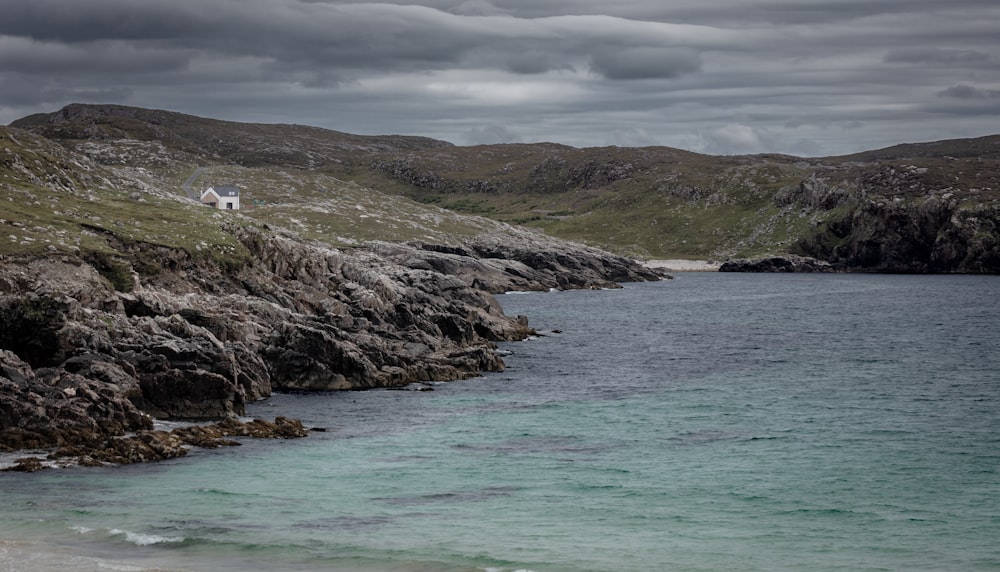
[372,228,660,293]
[0,223,657,458]
[0,350,152,451]
[3,416,308,471]
[793,198,1000,273]
[719,255,835,273]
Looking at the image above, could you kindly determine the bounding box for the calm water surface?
[1,273,998,571]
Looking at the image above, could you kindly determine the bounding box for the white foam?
[108,529,185,546]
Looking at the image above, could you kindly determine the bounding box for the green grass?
[160,164,493,247]
[1,128,249,267]
[7,107,1000,265]
[0,178,250,264]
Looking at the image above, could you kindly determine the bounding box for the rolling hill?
[9,103,1000,272]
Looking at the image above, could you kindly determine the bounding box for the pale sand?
[0,540,182,572]
[642,259,721,272]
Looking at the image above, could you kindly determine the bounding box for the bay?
[1,273,998,571]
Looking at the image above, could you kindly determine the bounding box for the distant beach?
[642,259,721,272]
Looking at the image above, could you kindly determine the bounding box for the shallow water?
[2,274,998,571]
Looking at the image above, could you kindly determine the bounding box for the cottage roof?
[210,185,240,197]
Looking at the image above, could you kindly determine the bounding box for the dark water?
[1,273,998,571]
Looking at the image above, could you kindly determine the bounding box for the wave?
[108,528,185,546]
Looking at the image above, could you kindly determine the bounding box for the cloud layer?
[1,0,998,155]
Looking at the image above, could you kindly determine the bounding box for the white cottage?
[201,185,240,210]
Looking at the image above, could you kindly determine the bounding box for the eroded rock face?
[793,200,1000,273]
[0,350,153,452]
[0,224,656,454]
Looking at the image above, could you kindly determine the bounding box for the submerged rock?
[2,416,311,471]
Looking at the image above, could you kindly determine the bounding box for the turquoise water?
[1,274,998,571]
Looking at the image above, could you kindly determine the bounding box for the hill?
[11,104,1000,272]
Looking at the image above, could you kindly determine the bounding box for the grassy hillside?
[0,126,247,261]
[3,103,535,258]
[0,122,501,275]
[366,139,1000,259]
[8,104,1000,266]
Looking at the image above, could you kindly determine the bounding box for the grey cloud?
[937,85,1000,99]
[605,127,658,148]
[0,37,191,75]
[698,124,773,155]
[504,52,574,75]
[0,1,718,79]
[0,0,202,42]
[924,84,1000,117]
[885,48,992,65]
[462,124,523,145]
[589,47,701,80]
[449,0,510,16]
[0,73,133,106]
[1,0,998,157]
[0,1,471,71]
[444,0,999,26]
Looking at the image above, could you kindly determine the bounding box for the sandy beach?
[0,538,189,572]
[642,259,721,272]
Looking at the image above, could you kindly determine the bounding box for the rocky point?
[1,220,658,469]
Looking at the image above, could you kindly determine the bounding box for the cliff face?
[792,197,1000,273]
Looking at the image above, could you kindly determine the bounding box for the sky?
[1,0,998,156]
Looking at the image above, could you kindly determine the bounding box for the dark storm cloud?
[1,0,998,156]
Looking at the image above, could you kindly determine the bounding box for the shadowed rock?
[0,224,654,459]
[719,255,835,273]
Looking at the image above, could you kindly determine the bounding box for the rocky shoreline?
[2,416,309,472]
[1,224,659,469]
[718,255,835,273]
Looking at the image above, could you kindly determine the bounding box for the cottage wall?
[201,186,240,210]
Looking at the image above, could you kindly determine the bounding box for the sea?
[1,273,998,572]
